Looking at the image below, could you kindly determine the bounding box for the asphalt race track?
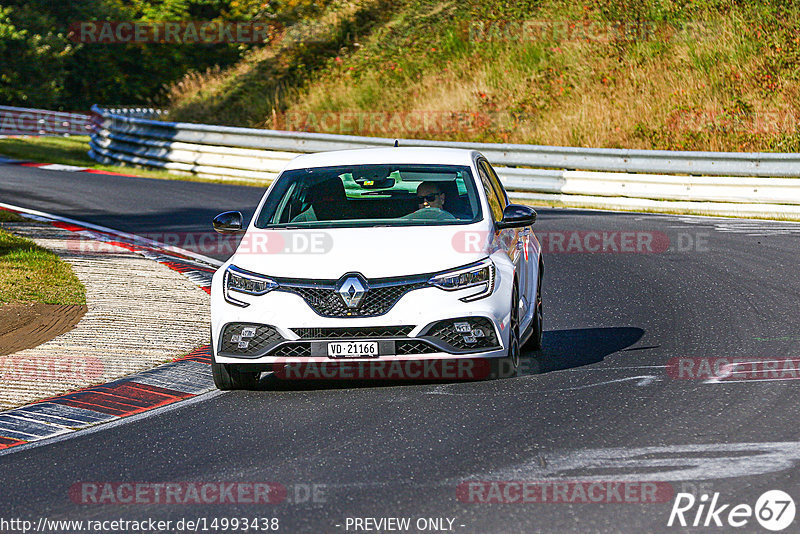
[2,164,800,533]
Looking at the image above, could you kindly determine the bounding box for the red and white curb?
[0,203,224,453]
[0,347,214,452]
[0,156,136,177]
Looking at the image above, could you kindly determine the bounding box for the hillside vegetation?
[0,0,327,109]
[167,0,800,152]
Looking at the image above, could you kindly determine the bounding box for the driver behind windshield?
[415,181,455,219]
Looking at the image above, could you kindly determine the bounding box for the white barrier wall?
[79,105,800,219]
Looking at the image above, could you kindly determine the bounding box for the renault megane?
[210,147,543,389]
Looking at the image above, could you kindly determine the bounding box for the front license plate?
[327,341,379,358]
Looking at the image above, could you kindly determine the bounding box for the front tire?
[525,270,544,351]
[212,362,260,390]
[492,284,521,379]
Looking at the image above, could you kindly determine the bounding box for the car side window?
[480,160,509,208]
[477,163,504,222]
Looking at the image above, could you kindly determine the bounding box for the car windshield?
[255,164,482,228]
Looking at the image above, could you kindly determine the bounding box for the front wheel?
[525,271,543,351]
[492,284,521,379]
[212,362,260,390]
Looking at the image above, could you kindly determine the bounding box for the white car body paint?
[211,148,542,367]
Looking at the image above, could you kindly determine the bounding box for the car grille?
[219,318,499,358]
[265,339,439,357]
[219,323,284,356]
[395,340,438,355]
[269,343,312,357]
[276,276,428,318]
[292,326,414,339]
[426,317,500,351]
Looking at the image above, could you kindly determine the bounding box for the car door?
[476,159,529,319]
[479,159,533,321]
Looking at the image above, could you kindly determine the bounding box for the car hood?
[228,224,490,279]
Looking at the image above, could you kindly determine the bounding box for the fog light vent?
[219,323,283,356]
[426,317,499,351]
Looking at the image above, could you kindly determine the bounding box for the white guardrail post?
[83,105,800,218]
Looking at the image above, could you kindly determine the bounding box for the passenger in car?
[291,178,349,222]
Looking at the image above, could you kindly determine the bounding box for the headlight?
[224,265,278,307]
[429,258,496,302]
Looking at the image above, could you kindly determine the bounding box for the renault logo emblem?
[337,275,368,308]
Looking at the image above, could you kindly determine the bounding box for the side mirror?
[496,204,536,230]
[213,211,244,234]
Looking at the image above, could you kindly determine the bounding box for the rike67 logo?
[668,490,795,531]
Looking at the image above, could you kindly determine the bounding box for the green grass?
[0,226,86,305]
[0,211,26,223]
[0,136,263,187]
[0,136,178,179]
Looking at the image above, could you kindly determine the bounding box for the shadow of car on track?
[242,326,645,391]
[519,326,645,376]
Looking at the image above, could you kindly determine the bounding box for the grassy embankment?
[166,0,800,152]
[0,211,85,306]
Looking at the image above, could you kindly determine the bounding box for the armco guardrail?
[0,105,92,136]
[88,105,800,218]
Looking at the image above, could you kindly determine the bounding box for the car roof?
[282,147,481,171]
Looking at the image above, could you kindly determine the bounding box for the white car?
[210,147,543,389]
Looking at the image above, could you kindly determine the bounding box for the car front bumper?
[211,273,513,367]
